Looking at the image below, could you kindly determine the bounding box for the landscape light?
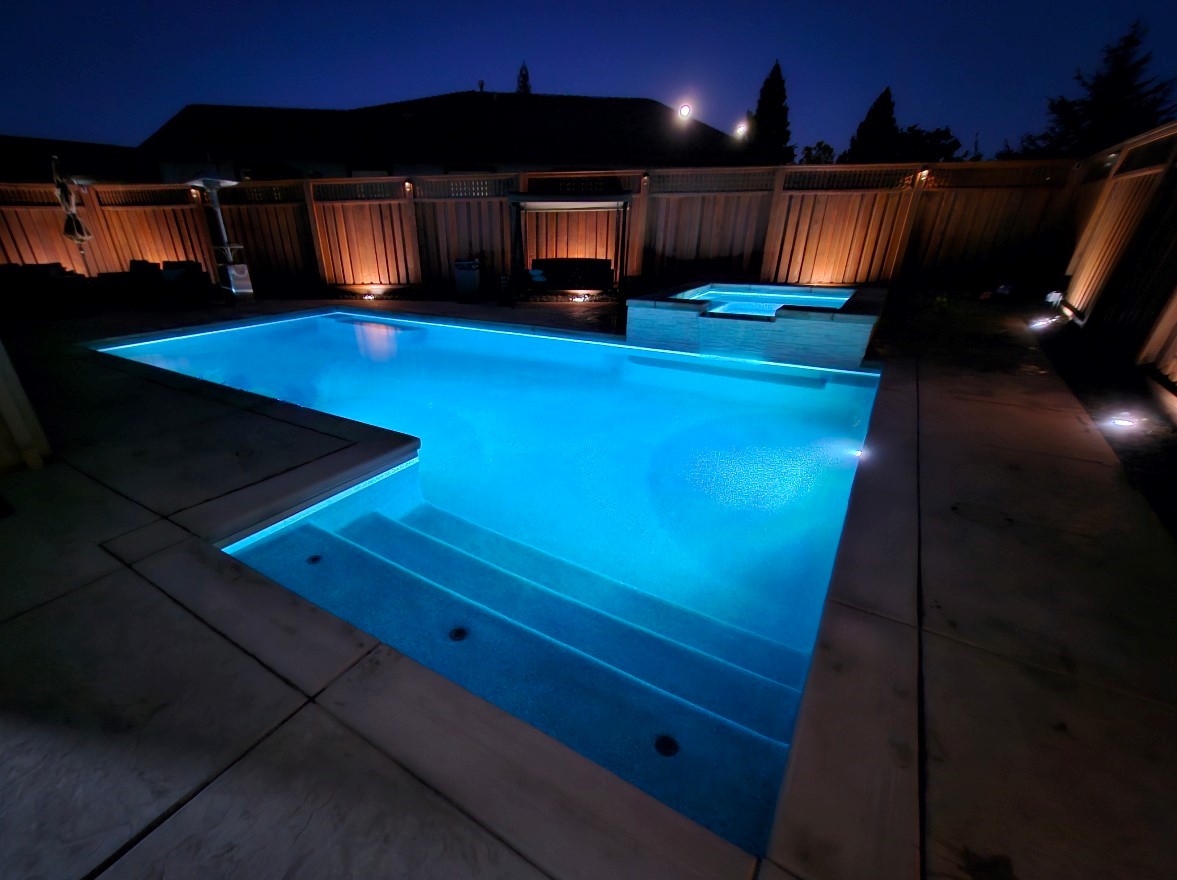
[1110,416,1137,427]
[678,104,692,120]
[735,121,748,138]
[1030,316,1059,330]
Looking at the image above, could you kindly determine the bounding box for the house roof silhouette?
[141,91,744,178]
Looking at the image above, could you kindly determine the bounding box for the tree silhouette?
[1002,21,1175,157]
[839,88,900,163]
[749,61,795,163]
[799,141,835,164]
[839,88,966,162]
[897,125,963,162]
[516,62,532,95]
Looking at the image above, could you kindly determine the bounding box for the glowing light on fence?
[678,104,692,120]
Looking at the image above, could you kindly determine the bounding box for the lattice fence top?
[0,185,59,206]
[649,169,776,193]
[96,187,193,206]
[925,163,1070,189]
[220,183,305,204]
[780,166,914,191]
[1117,134,1177,175]
[414,177,514,199]
[312,180,405,201]
[527,174,643,195]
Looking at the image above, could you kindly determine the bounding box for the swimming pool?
[99,309,878,853]
[672,283,854,317]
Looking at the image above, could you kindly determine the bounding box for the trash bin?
[454,258,480,297]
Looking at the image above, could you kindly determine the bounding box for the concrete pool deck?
[1,296,1175,879]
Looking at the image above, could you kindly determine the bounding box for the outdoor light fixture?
[735,121,748,138]
[917,167,930,182]
[404,180,414,195]
[678,104,692,120]
[1030,316,1060,330]
[1110,417,1136,427]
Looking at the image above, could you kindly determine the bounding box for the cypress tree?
[750,61,795,163]
[839,88,900,163]
[516,62,532,95]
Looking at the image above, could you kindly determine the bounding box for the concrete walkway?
[1,295,1175,879]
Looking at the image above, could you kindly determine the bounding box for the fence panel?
[906,185,1069,281]
[414,199,512,284]
[761,190,909,285]
[313,200,419,288]
[646,192,773,278]
[1066,172,1164,313]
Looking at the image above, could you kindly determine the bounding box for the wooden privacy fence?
[1062,121,1177,380]
[0,184,215,277]
[0,158,1080,292]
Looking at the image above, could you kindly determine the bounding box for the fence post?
[758,167,789,282]
[400,179,422,285]
[302,179,328,286]
[626,172,649,280]
[882,166,927,282]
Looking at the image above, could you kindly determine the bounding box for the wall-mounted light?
[404,180,414,196]
[641,174,650,189]
[917,167,930,182]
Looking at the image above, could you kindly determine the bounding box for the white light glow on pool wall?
[221,458,419,555]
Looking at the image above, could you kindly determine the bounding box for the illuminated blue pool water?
[100,310,878,853]
[673,283,853,316]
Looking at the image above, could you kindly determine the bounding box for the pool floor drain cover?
[306,554,323,564]
[654,735,679,756]
[448,627,469,641]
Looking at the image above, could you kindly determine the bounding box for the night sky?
[4,0,1176,157]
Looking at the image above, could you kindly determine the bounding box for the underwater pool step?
[402,503,809,689]
[235,522,789,854]
[341,512,801,743]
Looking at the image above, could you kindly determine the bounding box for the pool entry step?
[233,495,808,854]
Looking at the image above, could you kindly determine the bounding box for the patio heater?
[186,177,254,300]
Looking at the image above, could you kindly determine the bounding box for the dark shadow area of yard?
[874,284,1177,543]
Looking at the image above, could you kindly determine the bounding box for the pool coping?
[82,303,918,880]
